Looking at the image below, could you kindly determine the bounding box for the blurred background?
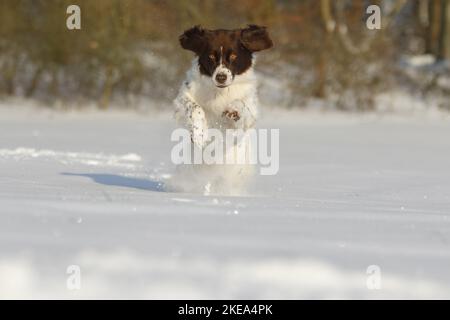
[0,0,449,111]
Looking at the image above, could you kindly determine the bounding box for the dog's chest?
[194,81,253,117]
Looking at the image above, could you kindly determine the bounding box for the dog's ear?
[179,25,207,55]
[240,25,273,52]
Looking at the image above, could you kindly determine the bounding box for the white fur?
[171,58,258,195]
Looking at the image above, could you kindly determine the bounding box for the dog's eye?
[209,54,215,60]
[229,53,237,61]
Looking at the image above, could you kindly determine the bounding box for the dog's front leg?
[189,104,208,148]
[175,94,208,148]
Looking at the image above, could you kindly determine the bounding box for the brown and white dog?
[172,25,273,194]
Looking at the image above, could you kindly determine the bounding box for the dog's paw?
[222,109,241,121]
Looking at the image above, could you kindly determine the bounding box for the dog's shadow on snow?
[61,173,165,192]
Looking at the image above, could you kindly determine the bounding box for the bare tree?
[437,0,449,60]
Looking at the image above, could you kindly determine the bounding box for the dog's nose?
[215,73,227,84]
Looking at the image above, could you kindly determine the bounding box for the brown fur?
[179,25,273,77]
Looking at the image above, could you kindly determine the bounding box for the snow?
[0,148,142,169]
[403,54,436,68]
[1,102,450,299]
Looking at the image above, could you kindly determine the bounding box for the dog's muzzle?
[212,65,233,88]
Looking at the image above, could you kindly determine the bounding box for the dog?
[171,25,273,195]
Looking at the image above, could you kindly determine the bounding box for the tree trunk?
[315,0,334,98]
[437,0,449,60]
[425,0,440,55]
[99,66,115,109]
[3,57,18,95]
[25,65,44,97]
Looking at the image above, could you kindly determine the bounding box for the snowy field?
[1,102,450,299]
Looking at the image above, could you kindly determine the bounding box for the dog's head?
[179,25,273,88]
